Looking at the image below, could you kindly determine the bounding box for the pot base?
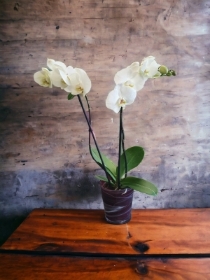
[104,216,131,225]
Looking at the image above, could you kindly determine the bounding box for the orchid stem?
[121,110,127,178]
[117,107,123,188]
[85,96,92,158]
[77,95,111,186]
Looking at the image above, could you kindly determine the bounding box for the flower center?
[124,81,134,87]
[42,76,51,87]
[144,69,149,75]
[119,98,126,108]
[75,84,84,94]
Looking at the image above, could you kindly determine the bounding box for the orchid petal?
[63,85,73,93]
[53,61,67,71]
[50,69,68,89]
[47,59,55,70]
[120,84,137,105]
[140,56,155,71]
[75,68,91,96]
[66,66,74,75]
[106,85,121,113]
[34,68,52,88]
[65,72,83,96]
[140,56,161,78]
[59,69,71,85]
[114,62,139,84]
[47,58,67,72]
[132,74,147,91]
[146,61,161,78]
[69,72,80,85]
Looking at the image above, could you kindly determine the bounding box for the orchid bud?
[158,65,168,75]
[168,70,176,76]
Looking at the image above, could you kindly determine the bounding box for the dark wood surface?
[2,208,210,255]
[1,208,210,279]
[0,253,210,280]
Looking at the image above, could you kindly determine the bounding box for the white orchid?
[106,84,137,113]
[114,62,146,92]
[46,59,73,91]
[33,56,175,198]
[59,68,91,96]
[35,58,92,96]
[140,56,161,79]
[34,68,52,88]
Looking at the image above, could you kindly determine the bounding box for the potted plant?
[34,56,175,224]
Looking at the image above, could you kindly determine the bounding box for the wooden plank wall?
[0,0,210,243]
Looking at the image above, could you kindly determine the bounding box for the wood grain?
[0,253,209,280]
[2,208,210,255]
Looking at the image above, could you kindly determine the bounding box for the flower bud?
[158,65,168,75]
[166,70,176,76]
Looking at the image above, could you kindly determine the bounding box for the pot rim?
[100,181,133,193]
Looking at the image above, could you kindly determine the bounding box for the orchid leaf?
[67,93,75,100]
[120,176,158,196]
[94,175,108,182]
[117,146,144,178]
[90,147,117,181]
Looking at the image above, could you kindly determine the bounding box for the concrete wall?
[0,0,210,245]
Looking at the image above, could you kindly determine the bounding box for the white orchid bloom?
[59,68,91,96]
[46,58,73,90]
[34,68,52,88]
[114,62,146,92]
[140,56,161,78]
[106,84,137,113]
[51,67,74,91]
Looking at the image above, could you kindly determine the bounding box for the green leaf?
[117,146,144,178]
[120,176,158,196]
[91,146,116,181]
[94,175,108,182]
[67,93,75,100]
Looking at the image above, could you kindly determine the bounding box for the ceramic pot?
[100,182,134,224]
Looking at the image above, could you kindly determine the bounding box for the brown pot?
[100,182,134,224]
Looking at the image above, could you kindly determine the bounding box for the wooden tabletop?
[1,208,210,255]
[0,254,210,280]
[1,208,210,279]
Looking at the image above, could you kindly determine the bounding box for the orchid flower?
[47,59,73,91]
[114,62,146,92]
[33,68,52,88]
[59,68,91,96]
[33,56,174,195]
[139,56,161,79]
[34,59,91,96]
[106,84,137,113]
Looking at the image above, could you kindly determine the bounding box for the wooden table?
[0,208,210,279]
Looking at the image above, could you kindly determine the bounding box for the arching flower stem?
[84,96,92,156]
[117,108,128,188]
[77,95,112,187]
[117,108,122,187]
[121,111,127,178]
